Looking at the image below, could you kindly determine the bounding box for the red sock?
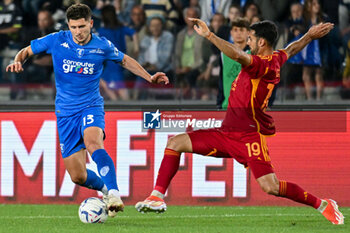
[279,180,321,209]
[154,148,181,194]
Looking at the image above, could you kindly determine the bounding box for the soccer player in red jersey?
[135,18,344,224]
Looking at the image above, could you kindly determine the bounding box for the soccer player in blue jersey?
[6,3,168,217]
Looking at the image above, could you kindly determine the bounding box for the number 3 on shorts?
[245,142,261,157]
[83,114,94,126]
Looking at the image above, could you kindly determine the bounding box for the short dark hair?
[250,20,278,46]
[231,17,250,30]
[66,3,92,21]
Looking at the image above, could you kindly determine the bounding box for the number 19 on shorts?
[245,142,261,157]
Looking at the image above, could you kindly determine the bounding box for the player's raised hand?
[6,61,24,73]
[188,18,211,38]
[307,22,334,40]
[150,72,169,85]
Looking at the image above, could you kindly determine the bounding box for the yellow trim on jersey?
[261,133,276,137]
[259,133,271,162]
[258,55,273,61]
[262,67,269,77]
[250,65,269,133]
[250,78,261,132]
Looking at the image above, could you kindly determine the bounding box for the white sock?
[317,200,328,213]
[151,190,164,199]
[108,189,120,197]
[101,185,108,195]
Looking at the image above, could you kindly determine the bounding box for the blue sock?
[91,149,119,191]
[82,169,105,191]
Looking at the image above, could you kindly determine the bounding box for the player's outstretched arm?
[6,45,34,73]
[188,18,251,66]
[121,54,169,84]
[284,22,334,58]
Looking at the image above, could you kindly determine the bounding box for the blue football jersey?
[31,30,125,116]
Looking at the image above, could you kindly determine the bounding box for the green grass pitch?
[0,205,348,233]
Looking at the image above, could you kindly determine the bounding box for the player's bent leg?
[256,173,344,224]
[166,133,193,152]
[84,126,124,217]
[135,133,192,214]
[257,173,321,206]
[63,149,88,185]
[83,126,105,154]
[63,149,108,194]
[256,173,279,195]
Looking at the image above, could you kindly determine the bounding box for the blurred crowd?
[0,0,349,105]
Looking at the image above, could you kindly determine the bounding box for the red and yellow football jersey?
[221,50,288,136]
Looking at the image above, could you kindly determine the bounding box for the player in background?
[6,3,168,217]
[135,18,344,225]
[220,17,250,109]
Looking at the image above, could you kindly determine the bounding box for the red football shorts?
[188,128,274,179]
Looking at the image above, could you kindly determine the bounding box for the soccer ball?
[78,197,108,223]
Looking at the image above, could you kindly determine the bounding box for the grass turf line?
[0,205,348,233]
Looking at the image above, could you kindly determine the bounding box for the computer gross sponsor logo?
[62,59,95,74]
